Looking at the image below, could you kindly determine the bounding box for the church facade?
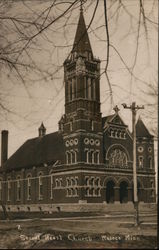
[0,9,156,212]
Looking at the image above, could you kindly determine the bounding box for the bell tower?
[59,7,103,166]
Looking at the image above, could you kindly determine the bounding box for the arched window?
[92,188,96,197]
[38,173,43,200]
[96,177,100,186]
[85,149,89,163]
[89,150,93,163]
[55,179,59,187]
[108,148,128,167]
[7,178,11,201]
[75,177,78,186]
[27,174,32,201]
[94,151,99,164]
[74,188,78,197]
[17,176,21,201]
[86,187,90,197]
[85,177,89,186]
[97,187,101,197]
[71,178,75,186]
[138,156,143,168]
[59,178,62,187]
[71,151,75,163]
[0,179,2,201]
[66,152,71,164]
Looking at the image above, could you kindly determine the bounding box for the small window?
[138,146,144,153]
[148,147,152,153]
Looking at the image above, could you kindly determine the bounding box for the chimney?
[1,130,8,167]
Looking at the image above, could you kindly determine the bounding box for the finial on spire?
[113,105,120,114]
[80,0,83,12]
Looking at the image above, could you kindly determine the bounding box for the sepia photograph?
[0,0,158,249]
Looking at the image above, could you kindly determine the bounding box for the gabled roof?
[136,117,153,138]
[72,9,93,55]
[3,131,65,171]
[102,113,132,139]
[102,114,115,128]
[102,113,127,128]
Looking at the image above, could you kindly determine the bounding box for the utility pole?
[122,102,144,226]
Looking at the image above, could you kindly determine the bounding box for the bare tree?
[0,0,157,136]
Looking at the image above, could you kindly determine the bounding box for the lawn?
[0,214,157,249]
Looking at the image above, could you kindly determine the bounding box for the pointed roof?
[136,117,153,138]
[72,9,93,55]
[39,122,46,131]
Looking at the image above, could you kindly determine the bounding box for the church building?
[0,8,156,212]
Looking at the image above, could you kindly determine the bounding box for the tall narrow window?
[16,177,21,201]
[67,151,71,164]
[38,173,43,200]
[73,78,77,99]
[151,180,154,188]
[70,81,72,101]
[85,150,89,163]
[50,174,53,199]
[97,151,100,164]
[0,179,2,201]
[70,122,73,131]
[74,188,78,196]
[88,151,92,163]
[27,175,31,201]
[97,188,101,197]
[67,81,70,102]
[91,78,94,99]
[85,77,88,98]
[7,178,11,201]
[71,151,75,163]
[149,157,152,169]
[138,156,143,168]
[72,78,75,99]
[85,177,89,186]
[74,151,77,163]
[88,77,91,99]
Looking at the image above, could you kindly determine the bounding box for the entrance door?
[120,181,128,203]
[106,181,115,203]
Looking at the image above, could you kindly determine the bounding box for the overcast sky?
[0,0,158,164]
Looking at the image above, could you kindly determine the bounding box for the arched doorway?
[106,181,115,203]
[120,181,128,203]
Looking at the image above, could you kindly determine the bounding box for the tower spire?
[72,3,93,57]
